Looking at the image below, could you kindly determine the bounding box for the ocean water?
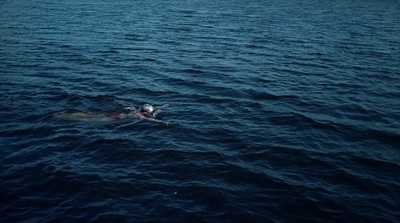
[1,0,400,222]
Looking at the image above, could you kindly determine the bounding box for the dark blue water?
[1,0,400,222]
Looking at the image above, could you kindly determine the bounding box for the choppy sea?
[1,0,400,222]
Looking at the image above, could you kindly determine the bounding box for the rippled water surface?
[1,0,400,222]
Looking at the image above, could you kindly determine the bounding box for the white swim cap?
[142,104,154,113]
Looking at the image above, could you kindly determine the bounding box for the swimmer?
[55,103,169,125]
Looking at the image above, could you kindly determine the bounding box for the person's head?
[141,104,154,113]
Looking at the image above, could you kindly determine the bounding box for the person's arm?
[154,104,169,109]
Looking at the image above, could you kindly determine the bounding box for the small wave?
[245,88,299,101]
[268,111,341,134]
